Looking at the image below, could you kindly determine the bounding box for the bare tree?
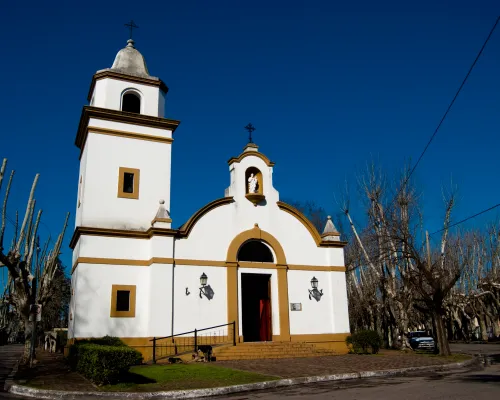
[340,163,492,355]
[0,158,69,363]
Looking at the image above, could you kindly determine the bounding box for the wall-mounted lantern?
[308,276,323,301]
[199,273,208,298]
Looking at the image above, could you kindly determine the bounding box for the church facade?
[68,39,350,360]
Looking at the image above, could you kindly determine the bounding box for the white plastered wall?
[172,265,228,334]
[72,263,150,338]
[79,131,172,230]
[148,262,173,337]
[288,270,334,335]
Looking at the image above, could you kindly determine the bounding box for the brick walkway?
[216,350,457,378]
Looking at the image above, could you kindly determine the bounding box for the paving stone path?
[14,350,95,392]
[216,350,458,378]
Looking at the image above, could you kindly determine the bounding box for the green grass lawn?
[100,363,279,392]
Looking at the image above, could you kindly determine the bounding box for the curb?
[9,358,478,399]
[3,359,19,392]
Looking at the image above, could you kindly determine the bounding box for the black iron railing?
[150,321,236,363]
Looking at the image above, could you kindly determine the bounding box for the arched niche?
[245,167,263,195]
[121,90,141,114]
[237,240,274,263]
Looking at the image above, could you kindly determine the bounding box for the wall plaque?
[290,303,302,311]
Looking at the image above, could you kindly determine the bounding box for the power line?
[391,16,500,205]
[3,212,54,245]
[430,203,500,235]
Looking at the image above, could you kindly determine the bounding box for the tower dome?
[110,39,150,77]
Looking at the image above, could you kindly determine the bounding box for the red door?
[259,299,272,341]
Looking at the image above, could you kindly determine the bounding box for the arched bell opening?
[121,90,142,114]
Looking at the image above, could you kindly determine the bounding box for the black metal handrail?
[150,321,236,363]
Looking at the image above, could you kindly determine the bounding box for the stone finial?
[155,199,170,219]
[151,199,171,226]
[126,39,135,48]
[322,215,340,241]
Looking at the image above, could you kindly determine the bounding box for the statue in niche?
[248,173,259,193]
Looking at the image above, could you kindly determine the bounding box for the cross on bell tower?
[124,20,139,39]
[244,123,256,143]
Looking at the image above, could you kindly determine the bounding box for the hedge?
[68,337,142,385]
[73,335,126,347]
[346,330,382,354]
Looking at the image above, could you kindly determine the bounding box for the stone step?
[205,341,338,361]
[214,349,334,356]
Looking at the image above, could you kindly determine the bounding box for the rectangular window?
[110,285,136,318]
[116,290,130,311]
[117,167,140,199]
[123,173,134,193]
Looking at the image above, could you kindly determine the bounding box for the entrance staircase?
[214,341,337,360]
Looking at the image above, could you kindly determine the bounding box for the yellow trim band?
[71,256,346,274]
[89,126,174,144]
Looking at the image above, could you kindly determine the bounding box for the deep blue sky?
[1,1,499,277]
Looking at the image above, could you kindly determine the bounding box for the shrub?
[74,335,126,347]
[346,330,382,354]
[68,339,142,385]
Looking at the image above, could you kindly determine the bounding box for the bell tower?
[74,39,180,231]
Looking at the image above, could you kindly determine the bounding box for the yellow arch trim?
[179,197,234,237]
[226,224,287,265]
[276,201,323,245]
[227,151,275,167]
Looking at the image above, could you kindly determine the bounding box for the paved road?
[450,342,500,355]
[0,345,23,399]
[219,362,500,400]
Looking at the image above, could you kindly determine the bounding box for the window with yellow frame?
[110,285,136,318]
[117,167,140,199]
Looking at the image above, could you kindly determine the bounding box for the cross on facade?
[244,123,256,143]
[124,20,139,40]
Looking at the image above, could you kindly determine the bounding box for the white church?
[68,38,350,361]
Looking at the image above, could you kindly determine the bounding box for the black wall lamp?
[199,273,208,299]
[308,276,323,301]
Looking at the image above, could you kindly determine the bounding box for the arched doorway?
[238,241,274,342]
[226,225,290,343]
